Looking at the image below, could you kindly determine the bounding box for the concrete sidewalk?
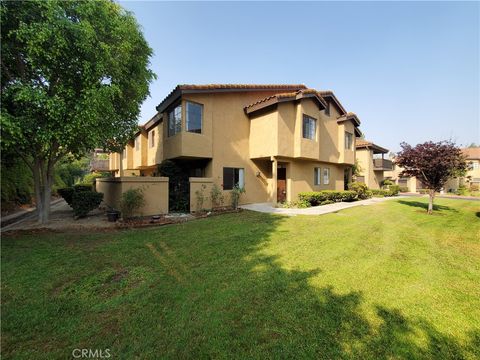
[240,196,408,216]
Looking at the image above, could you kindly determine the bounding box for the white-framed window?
[135,137,140,151]
[223,167,244,190]
[323,168,330,185]
[168,104,182,137]
[472,161,479,170]
[314,167,321,185]
[186,101,203,134]
[345,132,353,150]
[302,115,316,140]
[148,130,155,148]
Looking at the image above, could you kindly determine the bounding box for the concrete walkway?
[240,196,408,216]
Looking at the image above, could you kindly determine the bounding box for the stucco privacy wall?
[189,177,214,212]
[96,177,169,216]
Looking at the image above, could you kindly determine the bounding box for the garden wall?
[189,177,213,213]
[96,177,169,216]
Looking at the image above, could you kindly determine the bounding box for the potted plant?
[106,206,121,222]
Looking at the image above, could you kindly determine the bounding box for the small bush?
[120,188,145,219]
[389,185,400,195]
[348,182,372,200]
[74,183,93,192]
[399,186,409,193]
[470,184,479,191]
[381,179,394,188]
[231,185,246,210]
[418,189,429,194]
[210,183,224,209]
[58,187,75,206]
[72,191,103,218]
[299,190,358,206]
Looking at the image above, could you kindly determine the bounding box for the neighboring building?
[385,147,480,193]
[355,140,393,189]
[89,148,110,172]
[108,84,362,206]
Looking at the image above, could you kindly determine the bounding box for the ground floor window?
[223,167,244,190]
[323,168,330,185]
[314,167,321,185]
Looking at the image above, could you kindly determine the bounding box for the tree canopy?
[1,0,155,222]
[396,141,468,213]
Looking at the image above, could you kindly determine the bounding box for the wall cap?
[97,176,168,183]
[189,177,213,183]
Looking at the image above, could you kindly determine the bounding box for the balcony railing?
[373,158,393,170]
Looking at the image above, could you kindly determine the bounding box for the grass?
[2,197,480,359]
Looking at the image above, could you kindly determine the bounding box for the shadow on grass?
[397,200,455,212]
[476,212,480,218]
[0,211,474,359]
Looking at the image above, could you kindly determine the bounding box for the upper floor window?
[302,115,316,140]
[149,130,155,148]
[345,132,353,150]
[135,137,140,151]
[223,167,244,190]
[472,161,479,170]
[186,101,203,134]
[323,168,330,185]
[325,102,330,116]
[168,105,182,137]
[314,167,321,185]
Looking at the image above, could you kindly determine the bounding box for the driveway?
[240,196,408,216]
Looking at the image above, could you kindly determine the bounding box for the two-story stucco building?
[108,84,362,207]
[355,140,393,189]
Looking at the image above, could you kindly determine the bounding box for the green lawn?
[2,198,480,359]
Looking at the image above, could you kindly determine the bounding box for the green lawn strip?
[2,198,479,359]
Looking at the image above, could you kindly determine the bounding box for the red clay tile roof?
[177,84,307,91]
[244,89,327,114]
[317,90,347,115]
[462,147,480,159]
[337,112,361,126]
[156,84,308,113]
[355,139,389,154]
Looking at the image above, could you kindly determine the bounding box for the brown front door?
[277,167,287,203]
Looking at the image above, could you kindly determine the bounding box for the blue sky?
[120,1,479,152]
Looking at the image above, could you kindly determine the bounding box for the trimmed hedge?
[72,191,103,218]
[58,184,103,218]
[298,190,358,206]
[371,185,400,197]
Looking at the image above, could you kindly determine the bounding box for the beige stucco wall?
[147,123,163,166]
[96,177,168,216]
[189,177,214,212]
[133,131,148,169]
[356,148,382,189]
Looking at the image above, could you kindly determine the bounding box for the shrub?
[194,184,207,212]
[399,186,409,193]
[371,189,386,197]
[57,187,75,206]
[298,190,358,206]
[389,185,400,195]
[348,182,372,200]
[71,191,103,218]
[120,188,145,219]
[279,199,311,208]
[73,183,93,192]
[381,179,393,188]
[418,189,429,194]
[340,191,358,202]
[231,185,246,210]
[470,183,479,191]
[210,183,224,209]
[456,185,467,196]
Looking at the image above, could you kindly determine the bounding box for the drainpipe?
[119,149,124,177]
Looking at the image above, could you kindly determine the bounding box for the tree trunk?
[428,189,435,214]
[32,158,55,224]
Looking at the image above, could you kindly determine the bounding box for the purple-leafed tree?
[395,141,468,214]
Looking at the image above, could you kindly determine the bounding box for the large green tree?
[1,0,155,223]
